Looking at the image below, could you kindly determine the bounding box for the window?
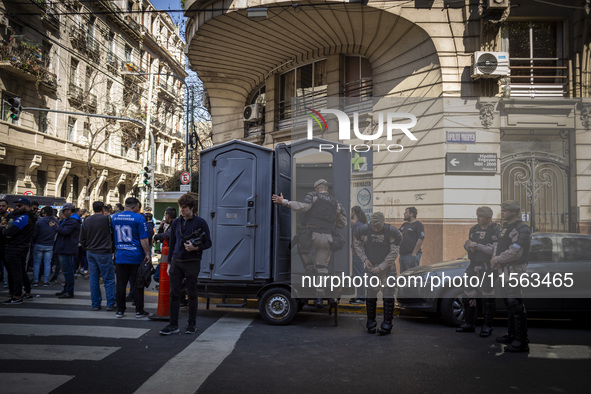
[125,45,132,63]
[67,117,76,141]
[87,16,95,47]
[42,41,52,68]
[73,175,79,198]
[1,91,19,124]
[107,33,115,62]
[38,111,48,133]
[60,177,67,198]
[528,237,553,262]
[0,164,16,194]
[106,80,112,103]
[85,67,93,93]
[83,122,90,139]
[504,21,565,97]
[37,170,47,195]
[70,58,79,86]
[344,56,373,98]
[562,237,591,261]
[279,60,327,120]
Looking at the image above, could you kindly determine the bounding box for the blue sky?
[150,0,183,12]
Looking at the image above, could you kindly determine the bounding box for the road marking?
[21,297,158,309]
[134,312,254,394]
[0,344,120,361]
[0,324,149,339]
[0,373,74,394]
[0,309,150,320]
[528,344,591,359]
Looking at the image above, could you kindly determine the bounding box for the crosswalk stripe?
[528,344,591,359]
[0,308,153,320]
[0,344,120,361]
[0,324,149,339]
[134,312,255,394]
[2,289,93,297]
[0,373,74,394]
[24,297,158,309]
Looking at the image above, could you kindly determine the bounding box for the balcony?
[156,164,173,175]
[105,102,117,116]
[106,56,119,74]
[67,82,83,104]
[124,14,142,35]
[86,92,97,112]
[503,58,568,98]
[39,70,58,91]
[41,7,60,30]
[69,25,86,51]
[0,36,45,83]
[171,130,184,140]
[86,38,101,62]
[157,81,176,101]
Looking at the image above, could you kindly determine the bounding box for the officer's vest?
[468,223,499,264]
[365,224,393,266]
[496,220,530,264]
[305,192,337,231]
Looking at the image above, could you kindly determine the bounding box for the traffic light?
[143,166,151,187]
[7,97,22,121]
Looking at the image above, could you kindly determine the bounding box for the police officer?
[491,200,531,353]
[456,206,500,337]
[272,179,347,308]
[354,212,402,335]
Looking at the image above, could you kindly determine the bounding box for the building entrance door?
[501,130,571,233]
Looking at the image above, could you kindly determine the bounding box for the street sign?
[23,191,34,196]
[446,153,497,174]
[446,131,476,144]
[180,184,191,192]
[180,171,191,185]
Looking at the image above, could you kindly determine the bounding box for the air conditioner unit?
[471,51,510,79]
[487,0,509,9]
[243,104,262,122]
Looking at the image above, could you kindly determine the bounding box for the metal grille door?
[501,152,569,232]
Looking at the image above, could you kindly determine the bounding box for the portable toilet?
[198,140,274,281]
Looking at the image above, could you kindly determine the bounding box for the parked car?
[396,233,591,326]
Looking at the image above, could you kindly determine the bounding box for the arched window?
[343,56,373,98]
[279,60,327,121]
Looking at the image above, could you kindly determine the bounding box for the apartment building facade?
[0,0,187,208]
[184,0,591,264]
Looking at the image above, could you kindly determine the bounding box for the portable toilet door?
[198,140,274,281]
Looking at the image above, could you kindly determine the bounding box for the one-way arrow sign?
[446,153,497,174]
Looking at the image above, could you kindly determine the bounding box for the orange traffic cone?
[150,241,170,320]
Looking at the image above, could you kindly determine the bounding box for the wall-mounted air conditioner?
[471,51,510,79]
[243,104,262,122]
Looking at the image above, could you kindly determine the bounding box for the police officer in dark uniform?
[354,212,402,335]
[491,200,531,353]
[272,179,347,308]
[456,206,500,337]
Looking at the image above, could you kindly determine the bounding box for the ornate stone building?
[0,0,187,208]
[184,0,591,264]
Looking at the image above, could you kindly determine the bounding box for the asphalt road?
[1,277,590,394]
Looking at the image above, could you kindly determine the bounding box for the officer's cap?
[314,179,328,188]
[476,206,493,218]
[370,212,385,226]
[501,200,521,211]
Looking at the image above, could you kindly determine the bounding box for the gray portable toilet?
[198,140,274,281]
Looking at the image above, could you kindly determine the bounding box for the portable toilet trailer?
[198,139,350,325]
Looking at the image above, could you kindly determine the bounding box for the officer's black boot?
[504,313,529,353]
[456,298,476,333]
[366,298,377,334]
[377,298,394,335]
[496,310,515,344]
[479,299,495,337]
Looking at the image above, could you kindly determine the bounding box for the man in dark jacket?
[32,206,58,286]
[159,194,211,335]
[80,201,116,311]
[52,203,81,298]
[1,197,36,304]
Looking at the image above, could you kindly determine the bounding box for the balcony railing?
[156,164,173,175]
[106,56,119,73]
[86,92,97,111]
[503,57,568,98]
[68,82,83,104]
[41,7,60,29]
[124,14,142,33]
[39,70,57,91]
[105,102,117,116]
[171,130,184,139]
[0,36,45,82]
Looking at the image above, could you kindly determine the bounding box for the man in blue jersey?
[112,197,152,318]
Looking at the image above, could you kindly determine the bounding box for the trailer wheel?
[259,287,298,325]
